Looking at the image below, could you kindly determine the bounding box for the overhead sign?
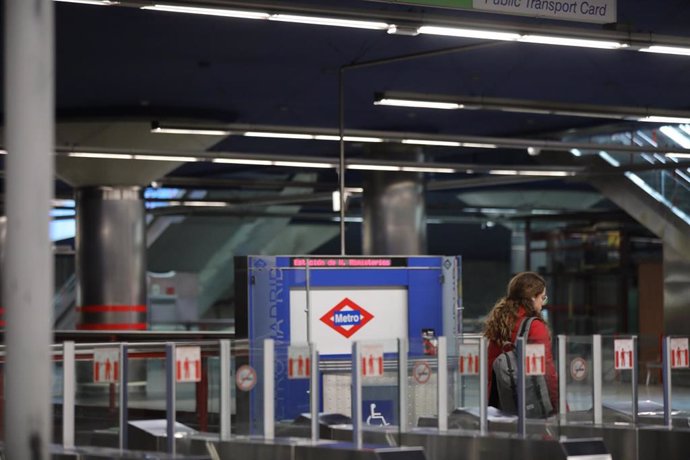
[525,343,546,375]
[361,343,385,378]
[458,343,480,375]
[472,0,616,24]
[287,345,311,379]
[670,338,689,369]
[614,339,633,370]
[93,348,120,383]
[291,257,407,268]
[175,346,201,383]
[375,0,616,24]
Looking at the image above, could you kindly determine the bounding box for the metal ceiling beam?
[119,0,690,48]
[148,122,690,157]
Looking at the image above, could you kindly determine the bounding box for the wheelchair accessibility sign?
[362,400,393,426]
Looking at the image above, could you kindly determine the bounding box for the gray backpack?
[492,317,554,418]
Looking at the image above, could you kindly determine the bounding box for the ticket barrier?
[177,435,426,460]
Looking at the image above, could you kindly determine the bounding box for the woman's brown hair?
[483,271,546,343]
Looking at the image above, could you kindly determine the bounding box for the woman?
[484,271,558,414]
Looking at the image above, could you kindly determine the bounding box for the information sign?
[93,348,120,383]
[175,346,201,383]
[525,343,545,375]
[458,343,480,375]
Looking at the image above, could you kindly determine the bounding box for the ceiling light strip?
[133,3,690,56]
[141,4,269,19]
[269,14,389,30]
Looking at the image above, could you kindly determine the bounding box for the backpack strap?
[514,316,537,346]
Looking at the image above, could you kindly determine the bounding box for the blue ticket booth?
[234,255,462,431]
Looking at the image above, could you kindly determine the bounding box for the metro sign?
[320,297,374,338]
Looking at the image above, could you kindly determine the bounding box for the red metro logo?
[320,297,374,338]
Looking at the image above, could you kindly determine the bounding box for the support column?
[4,1,54,458]
[76,186,147,330]
[362,145,426,255]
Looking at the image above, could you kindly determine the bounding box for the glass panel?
[563,335,594,424]
[668,336,690,427]
[274,340,313,440]
[450,335,482,431]
[600,336,637,426]
[52,349,64,444]
[360,338,400,437]
[73,345,122,448]
[407,336,439,431]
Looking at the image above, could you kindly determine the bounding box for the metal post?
[310,344,320,442]
[558,335,567,422]
[263,338,275,440]
[338,68,346,255]
[437,337,448,431]
[305,260,311,343]
[352,342,363,449]
[4,1,54,458]
[592,335,603,425]
[479,337,488,434]
[662,336,672,428]
[398,338,409,432]
[631,336,639,425]
[62,342,75,449]
[516,337,526,437]
[119,343,129,450]
[165,343,176,455]
[220,340,232,440]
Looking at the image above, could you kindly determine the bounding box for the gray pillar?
[362,145,426,255]
[4,1,54,458]
[76,186,147,330]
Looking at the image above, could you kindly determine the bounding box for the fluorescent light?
[418,26,520,42]
[0,150,7,155]
[660,126,690,148]
[348,164,401,171]
[402,139,461,147]
[598,151,620,167]
[273,161,333,168]
[570,148,583,157]
[244,131,315,140]
[666,152,690,159]
[68,152,133,159]
[639,115,690,124]
[460,142,497,149]
[243,132,383,143]
[269,14,389,30]
[342,136,383,143]
[375,98,462,110]
[489,169,573,177]
[212,158,273,165]
[152,127,230,135]
[640,45,690,56]
[519,35,625,49]
[401,166,455,173]
[314,135,341,141]
[141,4,269,20]
[56,0,117,5]
[133,155,199,162]
[181,201,229,207]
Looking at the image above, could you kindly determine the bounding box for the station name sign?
[374,0,616,24]
[290,257,408,268]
